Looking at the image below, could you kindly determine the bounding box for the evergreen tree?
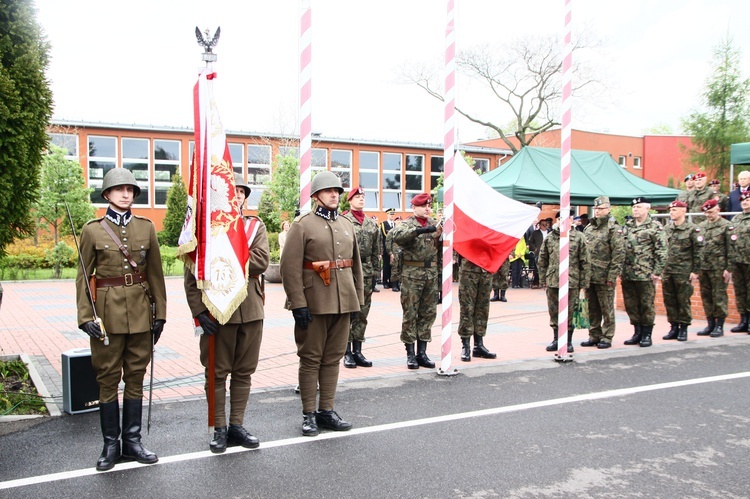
[0,0,54,257]
[159,173,188,246]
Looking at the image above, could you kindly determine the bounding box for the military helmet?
[234,173,251,198]
[101,168,141,199]
[311,171,343,196]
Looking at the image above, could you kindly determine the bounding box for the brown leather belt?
[303,259,353,271]
[96,272,147,288]
[403,260,435,268]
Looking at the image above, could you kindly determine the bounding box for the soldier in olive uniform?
[661,200,701,342]
[76,169,167,471]
[582,196,625,348]
[489,257,510,302]
[386,217,403,291]
[280,171,364,437]
[687,172,714,222]
[537,211,590,352]
[184,174,269,453]
[457,258,497,362]
[380,208,397,289]
[676,174,694,202]
[696,198,735,337]
[342,186,381,368]
[730,191,750,333]
[709,179,729,213]
[392,193,443,369]
[620,197,668,347]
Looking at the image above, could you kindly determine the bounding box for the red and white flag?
[177,67,248,324]
[454,152,539,273]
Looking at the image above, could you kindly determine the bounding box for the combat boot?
[96,400,121,471]
[392,282,401,292]
[228,424,260,449]
[489,289,500,302]
[351,340,372,367]
[662,322,679,340]
[499,289,507,302]
[209,427,228,453]
[405,343,419,369]
[415,340,435,368]
[473,334,497,358]
[343,343,357,368]
[639,325,653,347]
[460,337,471,361]
[730,313,749,332]
[623,325,642,345]
[697,317,715,336]
[710,317,724,337]
[566,328,574,353]
[545,327,558,352]
[121,399,158,465]
[302,412,318,437]
[677,323,688,342]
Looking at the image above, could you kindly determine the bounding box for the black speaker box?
[61,348,100,414]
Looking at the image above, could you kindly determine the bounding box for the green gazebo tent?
[731,142,750,166]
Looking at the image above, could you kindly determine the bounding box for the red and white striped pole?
[556,0,573,360]
[439,0,456,374]
[299,0,312,213]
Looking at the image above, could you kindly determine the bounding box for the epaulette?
[84,217,105,226]
[294,212,311,223]
[132,214,153,221]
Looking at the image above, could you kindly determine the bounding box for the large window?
[330,149,351,190]
[154,139,180,206]
[404,154,424,206]
[88,136,117,203]
[247,144,272,208]
[430,156,444,191]
[474,158,489,174]
[228,143,244,175]
[382,152,402,210]
[311,148,327,177]
[48,133,78,160]
[358,151,380,210]
[121,138,149,206]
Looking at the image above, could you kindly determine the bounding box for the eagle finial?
[195,26,221,53]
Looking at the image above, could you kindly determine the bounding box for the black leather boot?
[472,334,497,358]
[697,317,715,336]
[677,323,688,342]
[663,322,679,340]
[351,340,372,367]
[730,313,749,332]
[392,282,400,292]
[316,410,352,431]
[499,290,507,302]
[415,340,435,368]
[639,325,653,347]
[228,424,260,449]
[209,426,228,453]
[343,342,357,368]
[623,325,642,345]
[460,337,471,361]
[546,327,558,352]
[710,317,725,337]
[121,398,158,464]
[567,328,574,353]
[490,289,500,302]
[96,400,121,471]
[302,412,318,437]
[405,343,419,369]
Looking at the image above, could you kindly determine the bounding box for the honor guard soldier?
[730,191,750,333]
[661,200,701,341]
[281,171,364,436]
[342,186,381,368]
[582,196,624,348]
[620,197,668,347]
[687,172,714,222]
[391,193,443,369]
[185,174,269,453]
[76,168,167,471]
[457,257,497,362]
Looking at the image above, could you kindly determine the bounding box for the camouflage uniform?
[662,220,701,327]
[697,217,735,333]
[457,259,497,360]
[386,228,403,285]
[491,258,510,291]
[730,211,750,332]
[343,213,381,342]
[688,187,714,222]
[583,215,625,345]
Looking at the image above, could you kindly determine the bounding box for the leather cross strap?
[100,219,139,269]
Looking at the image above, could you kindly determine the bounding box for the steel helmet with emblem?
[234,173,251,197]
[311,171,343,196]
[101,168,141,199]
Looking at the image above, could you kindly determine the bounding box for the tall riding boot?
[677,323,688,341]
[730,312,749,332]
[662,322,679,340]
[121,398,158,464]
[710,317,725,337]
[639,325,653,347]
[545,327,558,352]
[697,317,715,336]
[344,342,357,368]
[490,289,500,302]
[623,324,642,345]
[405,343,419,369]
[499,289,507,302]
[415,340,435,368]
[472,334,497,358]
[351,340,372,367]
[460,337,471,361]
[96,400,121,471]
[567,328,574,353]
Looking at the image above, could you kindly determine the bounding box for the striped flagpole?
[556,0,573,361]
[299,0,312,213]
[439,0,456,374]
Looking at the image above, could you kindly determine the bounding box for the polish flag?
[453,152,540,273]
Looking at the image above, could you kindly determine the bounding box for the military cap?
[693,172,706,179]
[669,200,688,209]
[701,198,718,211]
[384,208,395,214]
[234,173,251,198]
[684,174,693,181]
[347,186,365,201]
[631,196,649,206]
[709,179,720,186]
[554,211,561,219]
[593,196,610,206]
[411,193,432,206]
[741,191,750,201]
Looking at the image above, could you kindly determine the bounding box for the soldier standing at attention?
[677,174,694,202]
[457,257,497,362]
[661,200,701,342]
[688,172,714,221]
[696,199,735,337]
[489,256,510,302]
[581,196,624,349]
[76,169,166,471]
[392,193,443,369]
[184,174,269,453]
[379,208,397,289]
[342,186,380,368]
[730,191,750,333]
[620,198,668,347]
[537,211,590,352]
[386,216,403,292]
[281,171,364,436]
[709,179,729,213]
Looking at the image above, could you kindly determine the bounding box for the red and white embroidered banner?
[177,67,248,324]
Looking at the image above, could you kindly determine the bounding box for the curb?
[0,353,61,422]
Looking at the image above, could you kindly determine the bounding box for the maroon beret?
[701,198,718,211]
[694,172,706,179]
[411,193,432,206]
[669,200,688,209]
[347,186,365,201]
[740,191,750,201]
[709,179,720,186]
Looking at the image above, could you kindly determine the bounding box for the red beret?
[411,193,432,206]
[740,191,750,201]
[669,200,688,209]
[347,186,365,201]
[693,172,706,179]
[709,179,720,186]
[701,198,718,211]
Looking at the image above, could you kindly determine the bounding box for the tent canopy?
[731,142,750,165]
[479,147,681,206]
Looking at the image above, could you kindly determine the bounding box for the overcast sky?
[34,0,750,144]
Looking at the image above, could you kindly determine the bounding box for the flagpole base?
[554,353,574,363]
[436,367,459,376]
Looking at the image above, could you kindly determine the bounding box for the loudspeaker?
[62,348,100,415]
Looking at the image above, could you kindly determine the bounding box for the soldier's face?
[632,203,649,220]
[705,206,720,221]
[695,177,707,189]
[413,203,432,218]
[686,179,695,189]
[669,207,686,222]
[349,193,365,211]
[104,185,134,211]
[314,188,340,210]
[742,197,750,212]
[593,205,610,217]
[235,187,246,209]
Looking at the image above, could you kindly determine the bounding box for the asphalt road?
[2,341,750,498]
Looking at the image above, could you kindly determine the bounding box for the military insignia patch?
[697,236,704,242]
[731,234,738,241]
